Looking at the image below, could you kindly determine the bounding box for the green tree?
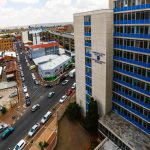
[85,97,99,133]
[38,141,48,150]
[65,102,81,121]
[1,107,7,114]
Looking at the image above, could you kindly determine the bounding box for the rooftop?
[99,112,150,150]
[4,51,16,58]
[49,31,74,39]
[39,55,71,70]
[29,41,59,50]
[0,81,17,90]
[5,60,17,73]
[98,139,120,150]
[33,54,59,65]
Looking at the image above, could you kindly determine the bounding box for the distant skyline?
[0,0,109,28]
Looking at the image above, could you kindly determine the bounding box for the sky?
[0,0,109,28]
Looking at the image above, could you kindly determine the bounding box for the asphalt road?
[0,42,75,149]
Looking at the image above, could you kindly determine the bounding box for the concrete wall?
[74,9,113,116]
[74,14,86,115]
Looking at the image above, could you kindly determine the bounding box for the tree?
[38,141,48,150]
[85,97,99,133]
[1,107,7,114]
[65,102,81,121]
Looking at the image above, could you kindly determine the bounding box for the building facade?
[113,0,150,135]
[28,42,59,59]
[0,38,13,51]
[74,10,113,116]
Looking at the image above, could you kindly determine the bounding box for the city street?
[0,42,75,149]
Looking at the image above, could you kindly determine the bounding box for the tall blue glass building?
[113,0,150,135]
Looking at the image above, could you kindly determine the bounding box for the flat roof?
[0,81,17,90]
[29,41,59,50]
[74,9,113,16]
[98,139,120,150]
[33,54,59,65]
[49,31,74,39]
[5,60,17,73]
[99,112,150,150]
[39,55,71,70]
[4,51,16,57]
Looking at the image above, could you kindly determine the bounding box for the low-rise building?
[28,42,59,59]
[38,55,71,80]
[0,81,18,109]
[0,38,13,51]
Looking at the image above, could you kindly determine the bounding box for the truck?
[69,69,75,78]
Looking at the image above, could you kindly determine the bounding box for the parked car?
[28,123,40,137]
[62,80,69,85]
[22,77,25,82]
[31,104,40,112]
[13,139,26,150]
[27,63,30,67]
[25,98,31,107]
[23,86,27,93]
[0,95,3,99]
[66,89,72,96]
[44,84,53,88]
[0,123,8,133]
[9,92,17,98]
[25,93,29,98]
[48,92,55,98]
[60,74,68,81]
[41,111,52,124]
[71,82,76,90]
[1,127,14,139]
[59,95,67,103]
[31,73,36,80]
[34,80,39,85]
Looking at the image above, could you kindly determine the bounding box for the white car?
[41,111,52,124]
[25,93,29,98]
[28,123,40,137]
[59,95,67,103]
[23,86,27,93]
[0,123,8,133]
[13,139,26,150]
[48,92,55,98]
[71,82,76,90]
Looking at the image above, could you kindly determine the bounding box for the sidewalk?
[24,91,76,150]
[25,116,57,150]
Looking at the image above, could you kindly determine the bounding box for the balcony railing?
[114,44,150,54]
[86,81,92,87]
[85,62,92,68]
[113,67,150,83]
[86,72,92,77]
[113,56,150,68]
[114,4,150,12]
[112,108,150,135]
[114,33,150,39]
[113,78,150,96]
[84,32,91,37]
[85,52,92,57]
[84,22,91,26]
[114,90,150,109]
[85,42,91,47]
[113,98,150,122]
[114,19,150,24]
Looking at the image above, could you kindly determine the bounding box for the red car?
[66,89,72,96]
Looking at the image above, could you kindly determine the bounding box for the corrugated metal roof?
[29,42,59,49]
[39,55,71,70]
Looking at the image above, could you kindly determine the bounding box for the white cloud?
[0,0,109,27]
[9,0,39,4]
